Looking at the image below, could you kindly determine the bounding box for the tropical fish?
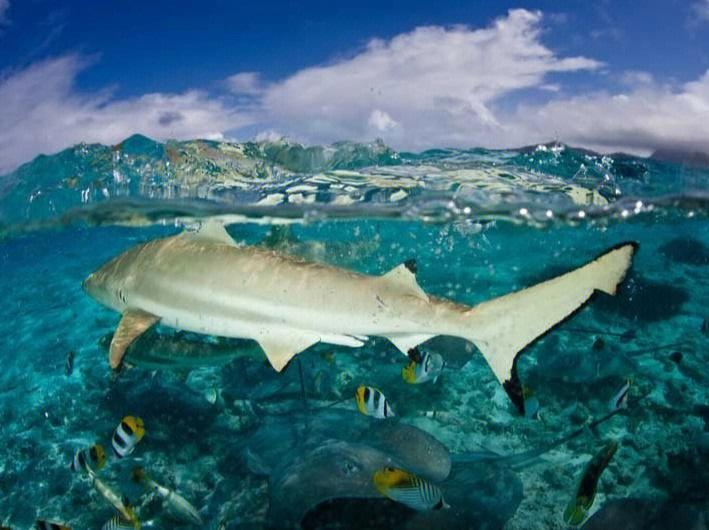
[563,440,619,525]
[132,467,202,525]
[402,349,445,384]
[83,220,637,414]
[35,521,71,530]
[356,386,394,419]
[373,467,448,511]
[101,514,139,530]
[609,379,631,412]
[65,350,74,376]
[112,416,145,458]
[70,444,107,474]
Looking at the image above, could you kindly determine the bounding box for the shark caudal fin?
[465,242,637,415]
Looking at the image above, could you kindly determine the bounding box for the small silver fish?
[132,467,203,525]
[35,521,71,530]
[609,379,631,411]
[356,386,394,419]
[65,351,74,376]
[402,350,445,384]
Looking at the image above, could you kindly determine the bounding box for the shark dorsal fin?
[184,219,238,247]
[381,260,428,302]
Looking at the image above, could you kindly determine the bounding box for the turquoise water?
[0,137,707,529]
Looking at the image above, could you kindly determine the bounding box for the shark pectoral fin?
[183,218,238,247]
[257,329,320,372]
[381,261,429,302]
[110,309,160,371]
[387,334,435,356]
[463,242,637,415]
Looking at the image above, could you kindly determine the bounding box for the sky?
[1,0,709,173]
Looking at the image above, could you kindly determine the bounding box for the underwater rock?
[659,238,709,266]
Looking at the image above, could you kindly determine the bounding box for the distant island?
[650,147,709,168]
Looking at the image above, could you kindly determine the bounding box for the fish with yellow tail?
[132,467,203,525]
[101,513,140,530]
[70,444,106,474]
[402,348,445,384]
[356,386,394,419]
[373,467,448,511]
[35,521,71,530]
[83,218,637,415]
[112,416,145,459]
[563,439,619,525]
[87,468,140,526]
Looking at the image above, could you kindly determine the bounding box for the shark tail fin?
[464,242,637,415]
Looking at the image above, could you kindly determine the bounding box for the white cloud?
[0,55,252,173]
[3,9,709,173]
[368,109,399,132]
[258,9,601,148]
[226,72,264,95]
[511,72,709,155]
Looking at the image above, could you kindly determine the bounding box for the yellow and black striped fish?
[35,521,71,530]
[70,444,106,473]
[355,386,394,419]
[112,416,145,458]
[402,350,445,384]
[101,513,139,530]
[373,467,448,511]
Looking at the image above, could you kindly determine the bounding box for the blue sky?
[1,0,709,172]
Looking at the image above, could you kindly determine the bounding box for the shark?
[83,220,637,413]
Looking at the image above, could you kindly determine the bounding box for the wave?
[0,135,706,234]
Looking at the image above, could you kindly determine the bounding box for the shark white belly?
[83,221,637,414]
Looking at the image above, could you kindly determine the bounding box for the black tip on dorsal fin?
[404,259,417,274]
[407,347,423,363]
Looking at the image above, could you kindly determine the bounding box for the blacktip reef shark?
[83,220,637,413]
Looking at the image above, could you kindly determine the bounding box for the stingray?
[581,498,708,530]
[244,409,523,528]
[659,237,709,266]
[527,335,638,384]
